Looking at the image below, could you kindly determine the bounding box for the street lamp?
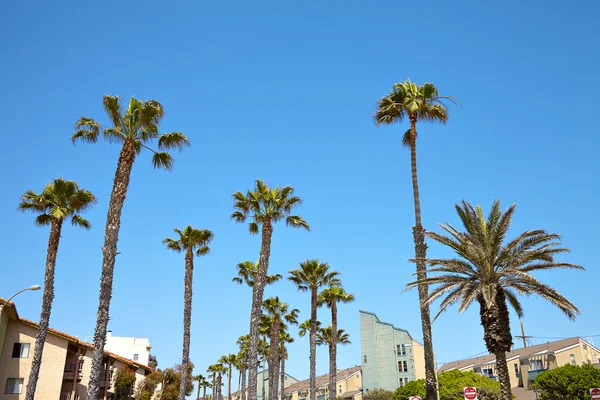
[0,285,42,317]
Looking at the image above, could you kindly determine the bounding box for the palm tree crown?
[73,95,189,170]
[298,319,322,337]
[288,259,340,293]
[19,178,96,228]
[317,287,355,309]
[262,297,299,327]
[233,261,282,287]
[163,226,214,256]
[231,179,309,234]
[316,326,351,346]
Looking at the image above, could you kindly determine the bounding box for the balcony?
[528,369,548,381]
[485,375,498,382]
[59,394,80,400]
[63,363,83,381]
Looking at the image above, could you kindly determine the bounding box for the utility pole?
[515,320,532,348]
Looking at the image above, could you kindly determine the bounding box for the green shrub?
[532,364,600,400]
[364,388,394,400]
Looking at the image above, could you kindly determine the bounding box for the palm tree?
[316,326,351,346]
[195,375,207,400]
[374,79,456,400]
[73,95,189,399]
[233,261,283,288]
[257,338,270,400]
[406,200,582,400]
[237,335,250,400]
[279,332,294,400]
[317,287,354,400]
[201,377,211,400]
[19,178,96,400]
[288,260,339,400]
[209,363,227,400]
[165,226,214,400]
[231,180,309,400]
[220,354,238,400]
[261,297,299,400]
[208,365,219,400]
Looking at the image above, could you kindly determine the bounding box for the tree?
[261,297,299,400]
[114,367,137,400]
[279,332,294,400]
[231,180,309,400]
[208,364,227,400]
[195,375,208,400]
[533,364,600,400]
[137,363,195,400]
[288,260,339,400]
[19,178,96,400]
[237,335,250,400]
[375,79,456,400]
[220,354,238,400]
[233,261,283,287]
[407,200,582,400]
[316,325,351,400]
[164,226,213,400]
[363,388,394,400]
[257,338,270,400]
[149,354,158,369]
[392,370,502,400]
[318,287,354,400]
[73,95,189,399]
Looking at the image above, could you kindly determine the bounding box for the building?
[0,298,153,400]
[104,330,151,366]
[439,337,600,395]
[282,366,363,400]
[228,369,300,400]
[359,310,425,392]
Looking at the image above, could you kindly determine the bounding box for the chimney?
[107,330,112,338]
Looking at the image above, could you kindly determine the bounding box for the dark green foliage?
[135,363,194,400]
[392,370,503,400]
[114,367,136,400]
[532,364,600,400]
[363,388,393,400]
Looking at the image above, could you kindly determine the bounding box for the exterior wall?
[555,344,583,367]
[411,340,425,380]
[360,311,421,391]
[0,309,10,361]
[105,332,151,366]
[0,319,68,399]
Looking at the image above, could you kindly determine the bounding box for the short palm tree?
[318,287,354,400]
[261,297,299,400]
[19,178,96,400]
[195,375,207,400]
[279,332,294,400]
[231,180,309,400]
[407,200,582,400]
[164,226,214,400]
[202,377,211,400]
[374,79,456,400]
[233,261,283,288]
[74,95,189,398]
[237,335,250,400]
[208,365,219,400]
[288,260,339,400]
[220,353,238,400]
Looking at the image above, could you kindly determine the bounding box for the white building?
[104,330,151,366]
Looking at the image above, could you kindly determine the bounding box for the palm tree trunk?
[329,300,337,400]
[228,366,233,400]
[25,219,63,400]
[248,219,273,400]
[219,374,224,400]
[280,356,285,400]
[204,384,207,400]
[261,361,267,400]
[241,366,247,400]
[87,139,137,400]
[408,118,438,400]
[494,351,512,400]
[198,379,202,400]
[309,288,317,400]
[178,249,195,400]
[269,321,280,400]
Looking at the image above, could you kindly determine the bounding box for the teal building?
[359,310,425,392]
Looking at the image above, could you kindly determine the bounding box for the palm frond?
[72,117,100,144]
[71,215,92,229]
[152,152,174,171]
[34,214,53,226]
[158,132,190,151]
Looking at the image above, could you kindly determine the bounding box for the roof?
[0,297,19,319]
[439,337,594,372]
[359,310,420,345]
[283,366,362,395]
[340,389,361,399]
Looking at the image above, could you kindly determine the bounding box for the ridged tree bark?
[261,363,266,400]
[328,300,337,400]
[309,287,317,400]
[247,219,273,400]
[197,379,202,400]
[280,357,285,400]
[179,248,194,400]
[25,219,63,400]
[241,366,246,400]
[268,319,280,400]
[408,117,438,400]
[218,373,224,400]
[88,139,136,400]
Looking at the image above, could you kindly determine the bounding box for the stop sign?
[464,387,478,400]
[591,388,600,399]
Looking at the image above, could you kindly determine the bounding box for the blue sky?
[1,0,599,393]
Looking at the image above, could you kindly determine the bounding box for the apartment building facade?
[439,337,600,392]
[282,366,363,400]
[359,310,425,392]
[0,299,153,400]
[104,331,151,366]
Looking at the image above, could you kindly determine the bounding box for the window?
[529,359,543,371]
[482,367,493,377]
[5,378,24,394]
[339,385,342,394]
[583,344,588,350]
[513,363,519,377]
[396,344,407,356]
[399,377,409,387]
[133,354,139,361]
[363,355,367,363]
[12,343,30,358]
[570,354,576,366]
[398,360,408,372]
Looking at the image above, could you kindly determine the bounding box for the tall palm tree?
[374,79,456,400]
[231,180,309,400]
[165,226,214,400]
[261,297,299,400]
[279,332,294,400]
[316,326,351,346]
[406,200,582,400]
[19,178,96,400]
[220,354,238,400]
[237,335,250,400]
[233,261,283,288]
[317,287,354,400]
[288,260,339,400]
[73,95,189,399]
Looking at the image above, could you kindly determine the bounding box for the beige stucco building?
[0,298,153,399]
[282,366,363,400]
[439,337,600,395]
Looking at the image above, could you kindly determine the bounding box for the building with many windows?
[359,310,425,392]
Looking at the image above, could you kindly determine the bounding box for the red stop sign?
[591,388,600,398]
[464,387,477,400]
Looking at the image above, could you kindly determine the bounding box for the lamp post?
[0,285,42,317]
